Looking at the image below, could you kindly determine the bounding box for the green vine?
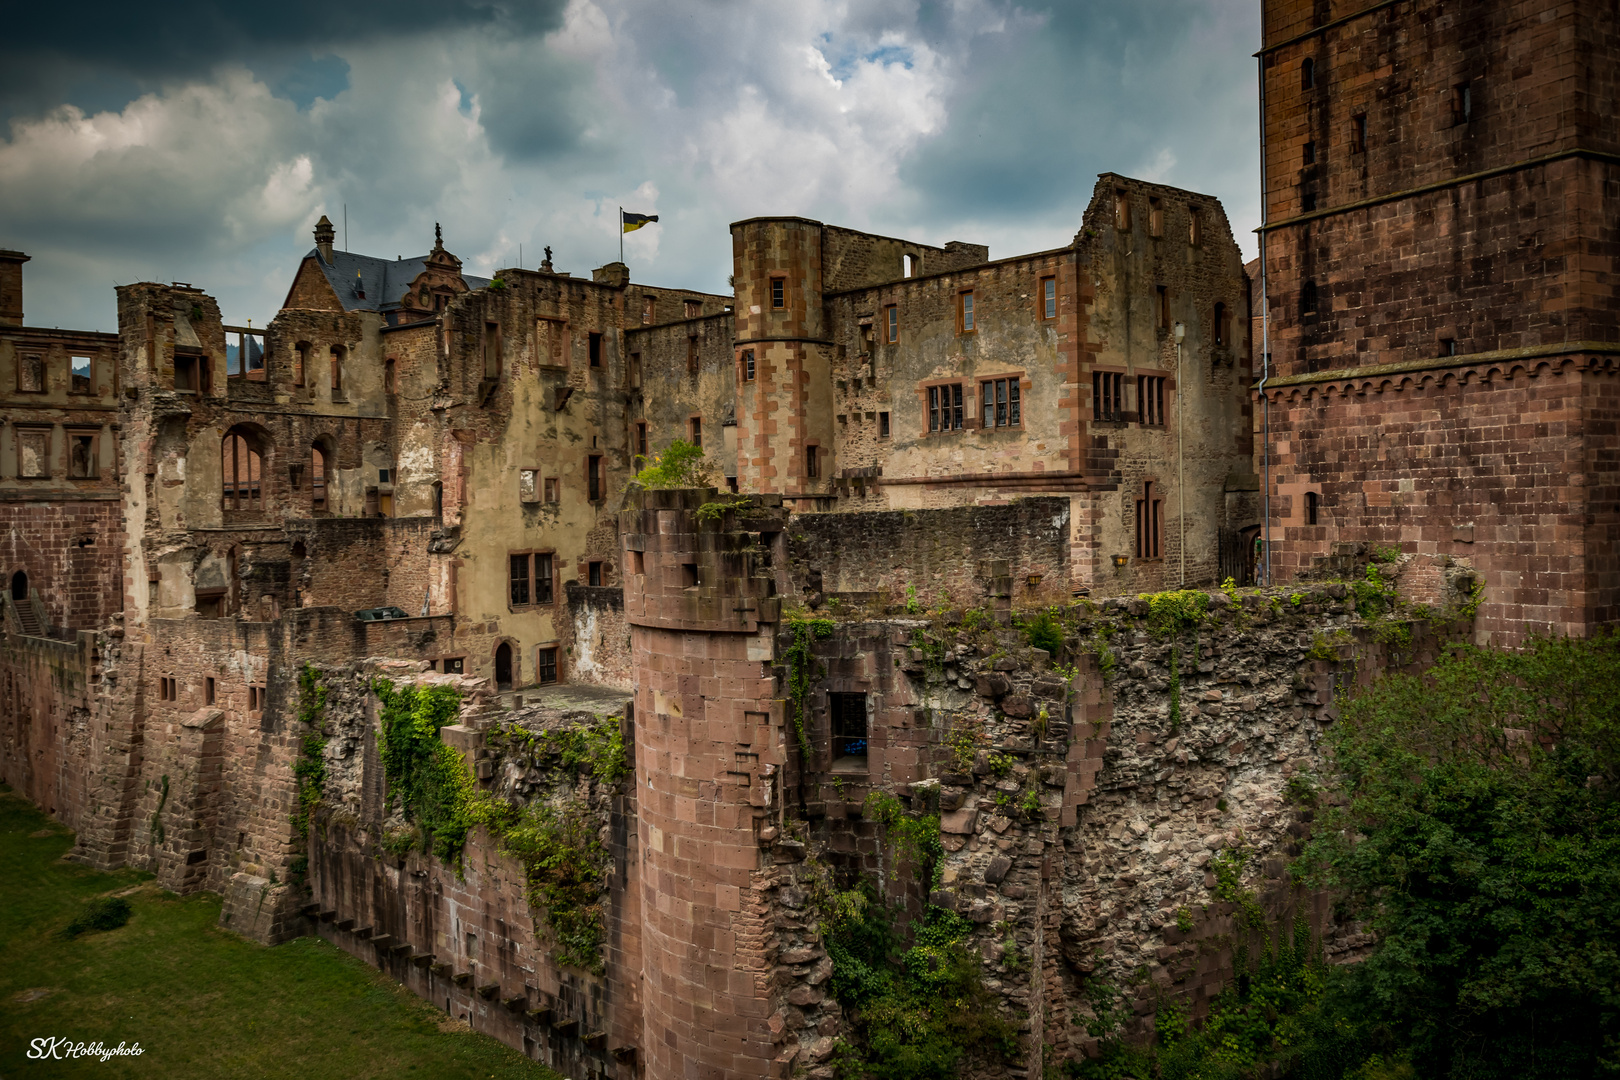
[785,617,835,762]
[1168,638,1181,732]
[864,791,944,887]
[492,715,629,785]
[373,677,478,863]
[291,666,329,838]
[488,800,611,973]
[1141,589,1210,636]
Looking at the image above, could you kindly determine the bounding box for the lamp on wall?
[1112,554,1128,568]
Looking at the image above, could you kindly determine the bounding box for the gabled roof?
[304,248,491,313]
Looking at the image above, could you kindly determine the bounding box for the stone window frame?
[14,424,53,479]
[535,644,560,685]
[805,440,821,480]
[688,416,702,450]
[878,411,891,440]
[977,372,1028,431]
[16,351,45,393]
[1134,477,1164,561]
[740,349,756,382]
[1137,372,1169,428]
[769,277,786,310]
[69,354,94,395]
[1092,369,1126,423]
[587,452,606,502]
[957,289,976,335]
[173,348,209,395]
[536,316,570,370]
[1039,276,1058,321]
[507,549,558,610]
[587,331,603,368]
[829,691,870,770]
[884,304,898,344]
[919,379,967,435]
[66,426,100,479]
[1148,197,1164,238]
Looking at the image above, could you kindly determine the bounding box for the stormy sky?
[0,0,1260,333]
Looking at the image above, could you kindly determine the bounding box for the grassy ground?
[0,786,563,1080]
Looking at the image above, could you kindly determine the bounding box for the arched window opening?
[494,642,513,691]
[222,430,264,516]
[311,443,328,512]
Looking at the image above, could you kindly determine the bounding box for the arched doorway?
[10,570,27,601]
[494,642,513,692]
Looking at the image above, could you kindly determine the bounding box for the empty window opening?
[222,430,263,515]
[1093,372,1124,422]
[959,291,975,333]
[981,378,1021,429]
[174,353,200,394]
[1135,481,1163,559]
[17,429,48,478]
[1214,302,1228,346]
[1441,338,1458,356]
[685,300,702,318]
[635,422,648,457]
[1138,376,1166,426]
[1302,191,1318,212]
[69,433,97,479]
[11,571,27,601]
[483,322,501,379]
[1113,188,1131,231]
[160,677,178,702]
[1351,113,1367,153]
[587,454,604,501]
[1301,58,1315,89]
[466,932,478,960]
[1148,198,1163,237]
[536,647,558,685]
[927,384,965,432]
[680,562,698,588]
[885,305,898,343]
[741,349,756,381]
[18,353,43,393]
[1452,82,1472,124]
[310,444,328,511]
[1041,277,1057,320]
[384,358,396,394]
[770,278,786,309]
[70,356,92,394]
[628,550,644,576]
[494,642,513,691]
[629,351,641,388]
[544,477,559,504]
[329,345,344,392]
[1306,491,1320,526]
[642,296,655,324]
[588,561,603,587]
[1188,208,1202,246]
[588,332,602,368]
[293,342,308,386]
[830,692,868,762]
[205,677,216,706]
[1301,280,1319,316]
[806,443,820,479]
[1157,285,1171,329]
[879,411,890,439]
[1303,140,1316,165]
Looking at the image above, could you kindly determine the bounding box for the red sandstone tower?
[1257,0,1620,640]
[620,489,794,1078]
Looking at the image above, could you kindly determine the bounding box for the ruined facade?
[1256,0,1620,642]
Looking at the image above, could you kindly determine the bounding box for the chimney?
[313,216,336,264]
[0,250,29,327]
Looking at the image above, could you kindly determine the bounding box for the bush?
[1021,609,1064,655]
[633,438,712,488]
[63,895,132,938]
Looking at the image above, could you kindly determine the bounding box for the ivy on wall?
[373,678,475,862]
[291,666,329,839]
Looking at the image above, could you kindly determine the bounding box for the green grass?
[0,785,563,1080]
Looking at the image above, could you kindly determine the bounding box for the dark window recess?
[1302,191,1317,212]
[174,354,199,393]
[1306,491,1320,526]
[806,444,820,479]
[537,554,554,604]
[689,417,702,448]
[443,657,464,674]
[1301,57,1315,89]
[1135,481,1163,559]
[830,692,868,760]
[588,561,603,587]
[1441,338,1457,357]
[1138,376,1166,426]
[587,455,603,501]
[588,332,602,367]
[536,647,558,685]
[680,562,698,588]
[1452,82,1472,124]
[1303,140,1315,165]
[770,278,785,308]
[1351,113,1367,153]
[1301,279,1319,315]
[981,378,1021,428]
[1093,371,1124,421]
[927,384,964,432]
[494,642,512,691]
[510,553,531,605]
[879,411,890,438]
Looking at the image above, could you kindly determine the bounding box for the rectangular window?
[1093,371,1123,422]
[629,351,641,387]
[384,358,396,394]
[1303,140,1316,165]
[980,378,1021,429]
[642,296,655,324]
[1135,481,1163,559]
[587,455,603,501]
[770,278,785,309]
[1306,491,1320,526]
[588,332,602,368]
[1157,285,1170,329]
[544,477,559,503]
[588,561,603,587]
[205,678,215,705]
[1351,113,1367,153]
[1137,376,1166,426]
[1114,188,1131,231]
[689,417,702,448]
[1441,338,1457,357]
[927,384,964,432]
[70,356,92,394]
[18,353,43,393]
[742,349,755,381]
[510,553,531,606]
[885,305,898,343]
[685,300,702,318]
[1302,191,1318,212]
[174,354,199,394]
[1148,197,1163,237]
[17,429,48,478]
[635,422,648,456]
[330,346,343,391]
[483,322,500,379]
[536,647,558,685]
[1041,277,1057,320]
[687,336,698,374]
[830,692,868,761]
[537,554,554,604]
[1214,302,1228,346]
[879,411,890,439]
[959,291,975,333]
[1188,209,1202,246]
[68,432,97,478]
[806,444,820,479]
[1452,83,1472,124]
[442,657,465,674]
[294,343,307,386]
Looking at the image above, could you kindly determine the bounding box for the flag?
[622,211,659,233]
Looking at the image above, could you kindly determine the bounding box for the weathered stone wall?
[562,583,632,691]
[623,310,737,480]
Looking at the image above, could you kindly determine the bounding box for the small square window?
[443,657,465,674]
[174,354,199,394]
[685,300,702,318]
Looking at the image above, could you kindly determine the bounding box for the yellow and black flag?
[621,210,659,233]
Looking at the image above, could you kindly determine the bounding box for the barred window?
[1093,371,1123,421]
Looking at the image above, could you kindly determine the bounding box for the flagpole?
[619,207,623,265]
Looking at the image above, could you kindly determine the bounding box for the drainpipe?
[1256,16,1273,587]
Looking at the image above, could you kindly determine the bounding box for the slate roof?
[306,248,491,314]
